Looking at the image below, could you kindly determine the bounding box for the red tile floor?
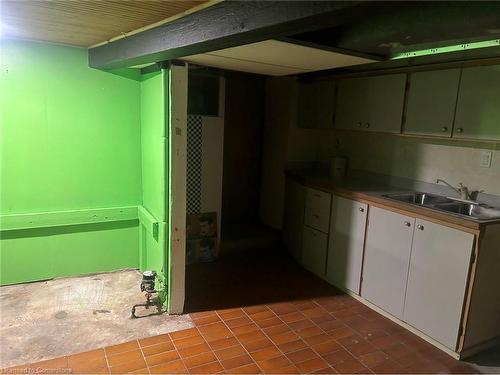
[6,248,495,374]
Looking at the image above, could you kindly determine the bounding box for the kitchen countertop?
[285,169,500,232]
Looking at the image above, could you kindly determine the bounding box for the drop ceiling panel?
[183,40,376,76]
[182,54,304,76]
[212,40,375,70]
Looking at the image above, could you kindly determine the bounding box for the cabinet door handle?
[456,128,463,133]
[404,221,411,227]
[365,122,370,128]
[417,224,424,230]
[441,126,448,132]
[357,122,362,127]
[312,214,320,218]
[359,207,365,212]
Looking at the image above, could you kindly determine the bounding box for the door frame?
[167,62,188,314]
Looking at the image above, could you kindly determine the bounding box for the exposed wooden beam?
[88,1,367,70]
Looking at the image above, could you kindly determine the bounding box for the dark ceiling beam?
[292,2,500,57]
[88,1,369,70]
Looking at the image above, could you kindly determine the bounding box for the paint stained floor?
[0,269,193,368]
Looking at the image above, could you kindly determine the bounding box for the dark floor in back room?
[8,246,500,374]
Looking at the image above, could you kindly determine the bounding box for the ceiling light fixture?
[391,39,500,59]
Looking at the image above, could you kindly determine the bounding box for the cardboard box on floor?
[186,212,219,264]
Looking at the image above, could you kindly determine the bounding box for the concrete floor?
[0,270,193,368]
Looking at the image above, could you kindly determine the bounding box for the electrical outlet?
[480,151,492,168]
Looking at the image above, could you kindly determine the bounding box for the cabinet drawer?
[304,188,331,233]
[302,225,328,277]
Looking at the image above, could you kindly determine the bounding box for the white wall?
[200,116,224,240]
[259,77,324,229]
[320,131,500,196]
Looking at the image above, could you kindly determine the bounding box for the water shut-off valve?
[131,270,163,318]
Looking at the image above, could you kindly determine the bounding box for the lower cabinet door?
[302,225,328,277]
[283,179,305,262]
[362,207,415,319]
[403,219,474,350]
[326,196,367,294]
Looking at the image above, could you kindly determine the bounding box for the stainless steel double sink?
[382,192,500,221]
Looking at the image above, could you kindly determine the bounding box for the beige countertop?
[285,169,500,233]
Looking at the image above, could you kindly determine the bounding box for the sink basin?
[382,192,500,221]
[433,202,500,220]
[433,202,476,216]
[383,192,454,206]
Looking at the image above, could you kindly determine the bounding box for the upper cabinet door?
[335,77,366,130]
[403,219,474,350]
[454,65,500,140]
[404,69,460,137]
[297,79,335,129]
[335,74,406,133]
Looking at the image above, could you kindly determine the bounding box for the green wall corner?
[0,39,143,285]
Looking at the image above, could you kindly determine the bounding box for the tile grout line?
[213,309,265,374]
[274,299,370,373]
[313,301,375,369]
[241,305,303,373]
[136,339,152,375]
[177,326,228,374]
[307,299,387,373]
[263,304,335,373]
[102,346,111,374]
[168,327,199,374]
[105,343,147,373]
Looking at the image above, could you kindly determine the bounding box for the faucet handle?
[457,183,470,200]
[469,190,484,201]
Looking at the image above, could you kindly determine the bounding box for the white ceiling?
[182,40,377,76]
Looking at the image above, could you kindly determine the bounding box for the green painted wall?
[0,40,142,285]
[139,71,169,302]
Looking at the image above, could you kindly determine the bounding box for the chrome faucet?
[436,179,471,200]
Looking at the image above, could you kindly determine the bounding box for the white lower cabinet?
[284,178,497,357]
[302,225,328,277]
[403,219,474,350]
[304,188,332,233]
[326,196,367,294]
[361,207,415,319]
[283,179,305,262]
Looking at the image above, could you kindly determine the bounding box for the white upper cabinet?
[404,69,461,137]
[297,79,335,129]
[454,65,500,140]
[362,207,415,319]
[326,196,367,294]
[403,219,474,350]
[335,74,406,133]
